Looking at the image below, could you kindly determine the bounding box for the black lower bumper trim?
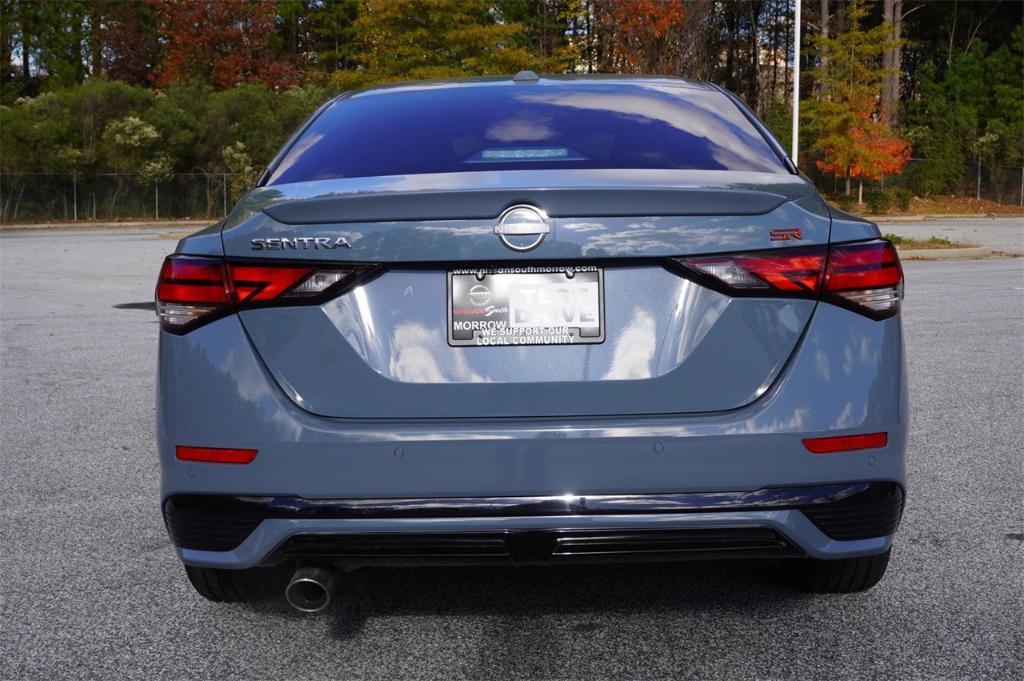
[164,482,904,552]
[800,482,904,540]
[272,527,802,566]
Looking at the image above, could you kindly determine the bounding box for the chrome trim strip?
[244,483,877,518]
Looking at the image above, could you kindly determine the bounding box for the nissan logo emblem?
[494,204,550,252]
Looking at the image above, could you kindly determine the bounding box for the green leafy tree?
[308,0,361,73]
[66,79,154,163]
[31,0,89,86]
[101,114,162,213]
[342,0,541,87]
[144,86,207,172]
[497,0,579,73]
[901,62,967,196]
[222,141,259,202]
[901,24,1024,197]
[139,154,174,189]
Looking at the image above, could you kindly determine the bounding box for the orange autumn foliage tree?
[813,105,912,186]
[803,0,911,200]
[151,0,301,90]
[599,0,689,73]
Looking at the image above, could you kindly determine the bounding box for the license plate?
[448,266,605,346]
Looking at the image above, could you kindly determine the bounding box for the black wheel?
[787,548,891,593]
[184,565,283,603]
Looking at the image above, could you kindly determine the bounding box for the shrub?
[865,190,893,214]
[891,188,913,211]
[835,194,857,212]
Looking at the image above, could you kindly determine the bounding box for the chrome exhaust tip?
[284,566,335,613]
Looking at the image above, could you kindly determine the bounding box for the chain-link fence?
[3,163,1023,225]
[806,159,1024,207]
[0,173,240,224]
[885,159,1024,206]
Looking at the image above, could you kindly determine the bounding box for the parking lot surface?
[877,216,1024,254]
[1,227,1022,680]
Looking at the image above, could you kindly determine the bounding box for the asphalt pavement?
[877,216,1024,254]
[1,227,1022,680]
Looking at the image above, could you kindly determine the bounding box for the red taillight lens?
[227,264,314,303]
[176,445,258,464]
[803,432,888,454]
[156,255,366,333]
[676,247,826,296]
[824,240,903,319]
[155,256,232,329]
[673,239,903,320]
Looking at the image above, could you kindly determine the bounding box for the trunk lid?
[222,170,829,419]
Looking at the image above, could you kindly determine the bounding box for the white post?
[791,0,802,165]
[976,157,981,200]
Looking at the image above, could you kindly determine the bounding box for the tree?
[101,115,162,213]
[94,1,160,85]
[901,61,965,196]
[347,0,541,85]
[879,0,900,126]
[804,0,911,202]
[222,141,259,202]
[498,0,579,73]
[307,0,361,72]
[151,0,301,90]
[901,23,1023,198]
[143,86,207,172]
[31,1,89,86]
[594,0,689,74]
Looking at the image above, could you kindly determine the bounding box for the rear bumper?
[159,305,908,498]
[158,301,909,570]
[167,483,903,569]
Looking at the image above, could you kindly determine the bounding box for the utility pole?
[792,0,802,165]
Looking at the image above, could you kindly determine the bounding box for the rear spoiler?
[262,187,791,225]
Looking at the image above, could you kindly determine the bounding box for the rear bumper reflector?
[175,446,258,464]
[802,432,888,454]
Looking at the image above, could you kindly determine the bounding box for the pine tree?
[308,0,361,72]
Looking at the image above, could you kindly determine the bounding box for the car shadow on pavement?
[114,301,156,311]
[242,559,815,640]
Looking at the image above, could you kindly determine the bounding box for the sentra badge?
[251,237,352,250]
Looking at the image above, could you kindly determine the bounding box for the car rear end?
[156,77,907,608]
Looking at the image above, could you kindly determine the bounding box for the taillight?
[155,257,232,329]
[824,240,903,319]
[672,239,903,319]
[677,247,826,295]
[156,255,366,333]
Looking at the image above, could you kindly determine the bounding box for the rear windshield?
[266,82,787,185]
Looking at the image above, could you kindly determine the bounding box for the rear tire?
[787,548,891,593]
[184,565,282,603]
